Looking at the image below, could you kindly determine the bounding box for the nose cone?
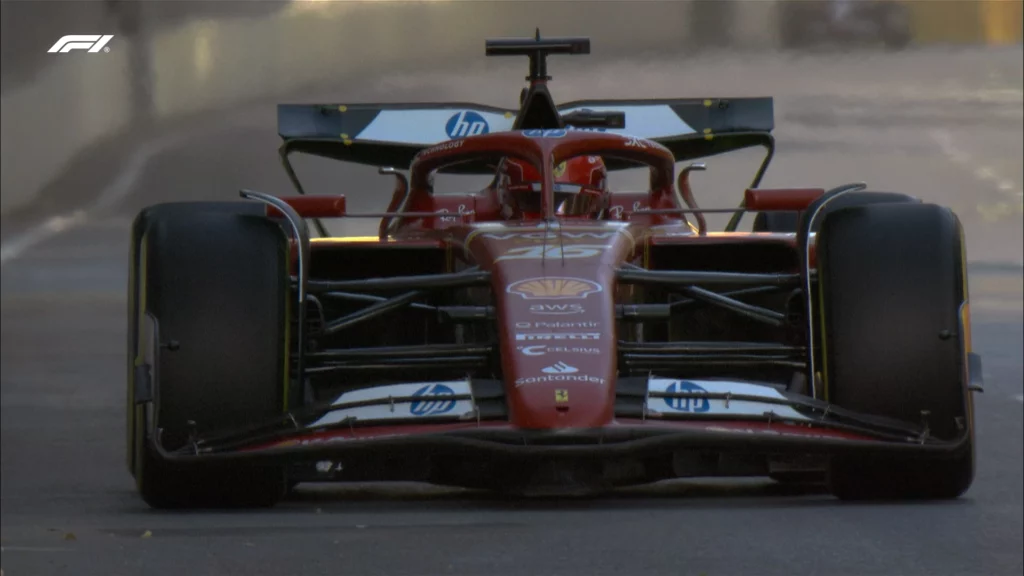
[465,222,635,429]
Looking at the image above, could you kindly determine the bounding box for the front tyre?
[127,202,290,508]
[816,202,975,500]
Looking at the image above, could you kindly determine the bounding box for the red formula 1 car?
[126,34,982,508]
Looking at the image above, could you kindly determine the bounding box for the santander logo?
[541,361,578,374]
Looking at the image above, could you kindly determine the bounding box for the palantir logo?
[663,381,710,413]
[409,384,457,416]
[446,111,489,139]
[48,35,114,53]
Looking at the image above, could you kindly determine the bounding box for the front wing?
[149,376,971,473]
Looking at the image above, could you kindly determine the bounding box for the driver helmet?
[497,155,608,219]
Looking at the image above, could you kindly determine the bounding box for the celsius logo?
[542,362,578,374]
[409,384,457,416]
[663,381,710,413]
[518,345,600,356]
[446,111,489,138]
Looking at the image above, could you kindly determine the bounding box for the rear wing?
[277,97,774,173]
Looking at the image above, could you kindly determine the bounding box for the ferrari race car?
[126,33,982,508]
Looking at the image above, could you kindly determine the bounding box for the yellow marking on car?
[312,236,387,243]
[133,230,151,491]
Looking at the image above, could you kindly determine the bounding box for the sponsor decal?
[508,277,603,300]
[624,136,649,148]
[608,201,644,220]
[553,161,567,177]
[446,111,489,138]
[438,203,468,223]
[518,345,601,356]
[646,378,812,421]
[310,380,473,427]
[542,361,579,374]
[516,332,600,341]
[662,380,711,413]
[424,139,464,155]
[529,303,584,315]
[515,321,598,329]
[495,244,607,261]
[555,389,569,403]
[523,129,568,138]
[481,231,617,241]
[516,374,605,387]
[409,383,458,416]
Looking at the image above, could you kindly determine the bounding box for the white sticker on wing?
[311,379,475,427]
[645,378,811,421]
[355,109,516,145]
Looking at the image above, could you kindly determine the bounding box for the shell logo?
[507,277,603,300]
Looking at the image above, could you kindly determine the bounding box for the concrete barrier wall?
[2,0,1020,217]
[147,1,708,118]
[0,46,132,214]
[2,0,705,216]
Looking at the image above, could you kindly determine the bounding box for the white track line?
[930,129,1024,221]
[0,135,177,268]
[0,106,260,268]
[0,546,76,552]
[0,113,247,269]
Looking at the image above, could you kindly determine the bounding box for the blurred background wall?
[2,0,1022,217]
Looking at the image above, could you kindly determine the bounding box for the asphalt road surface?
[2,48,1022,576]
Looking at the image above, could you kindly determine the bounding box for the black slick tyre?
[127,202,290,508]
[752,191,918,233]
[816,202,975,500]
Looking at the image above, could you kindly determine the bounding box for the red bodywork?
[264,131,827,436]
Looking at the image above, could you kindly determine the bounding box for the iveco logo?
[542,362,579,374]
[409,384,457,416]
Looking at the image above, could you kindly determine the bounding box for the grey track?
[2,25,1022,576]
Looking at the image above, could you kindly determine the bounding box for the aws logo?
[529,303,584,315]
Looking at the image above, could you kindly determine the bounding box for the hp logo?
[446,111,489,139]
[409,384,457,416]
[663,381,710,413]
